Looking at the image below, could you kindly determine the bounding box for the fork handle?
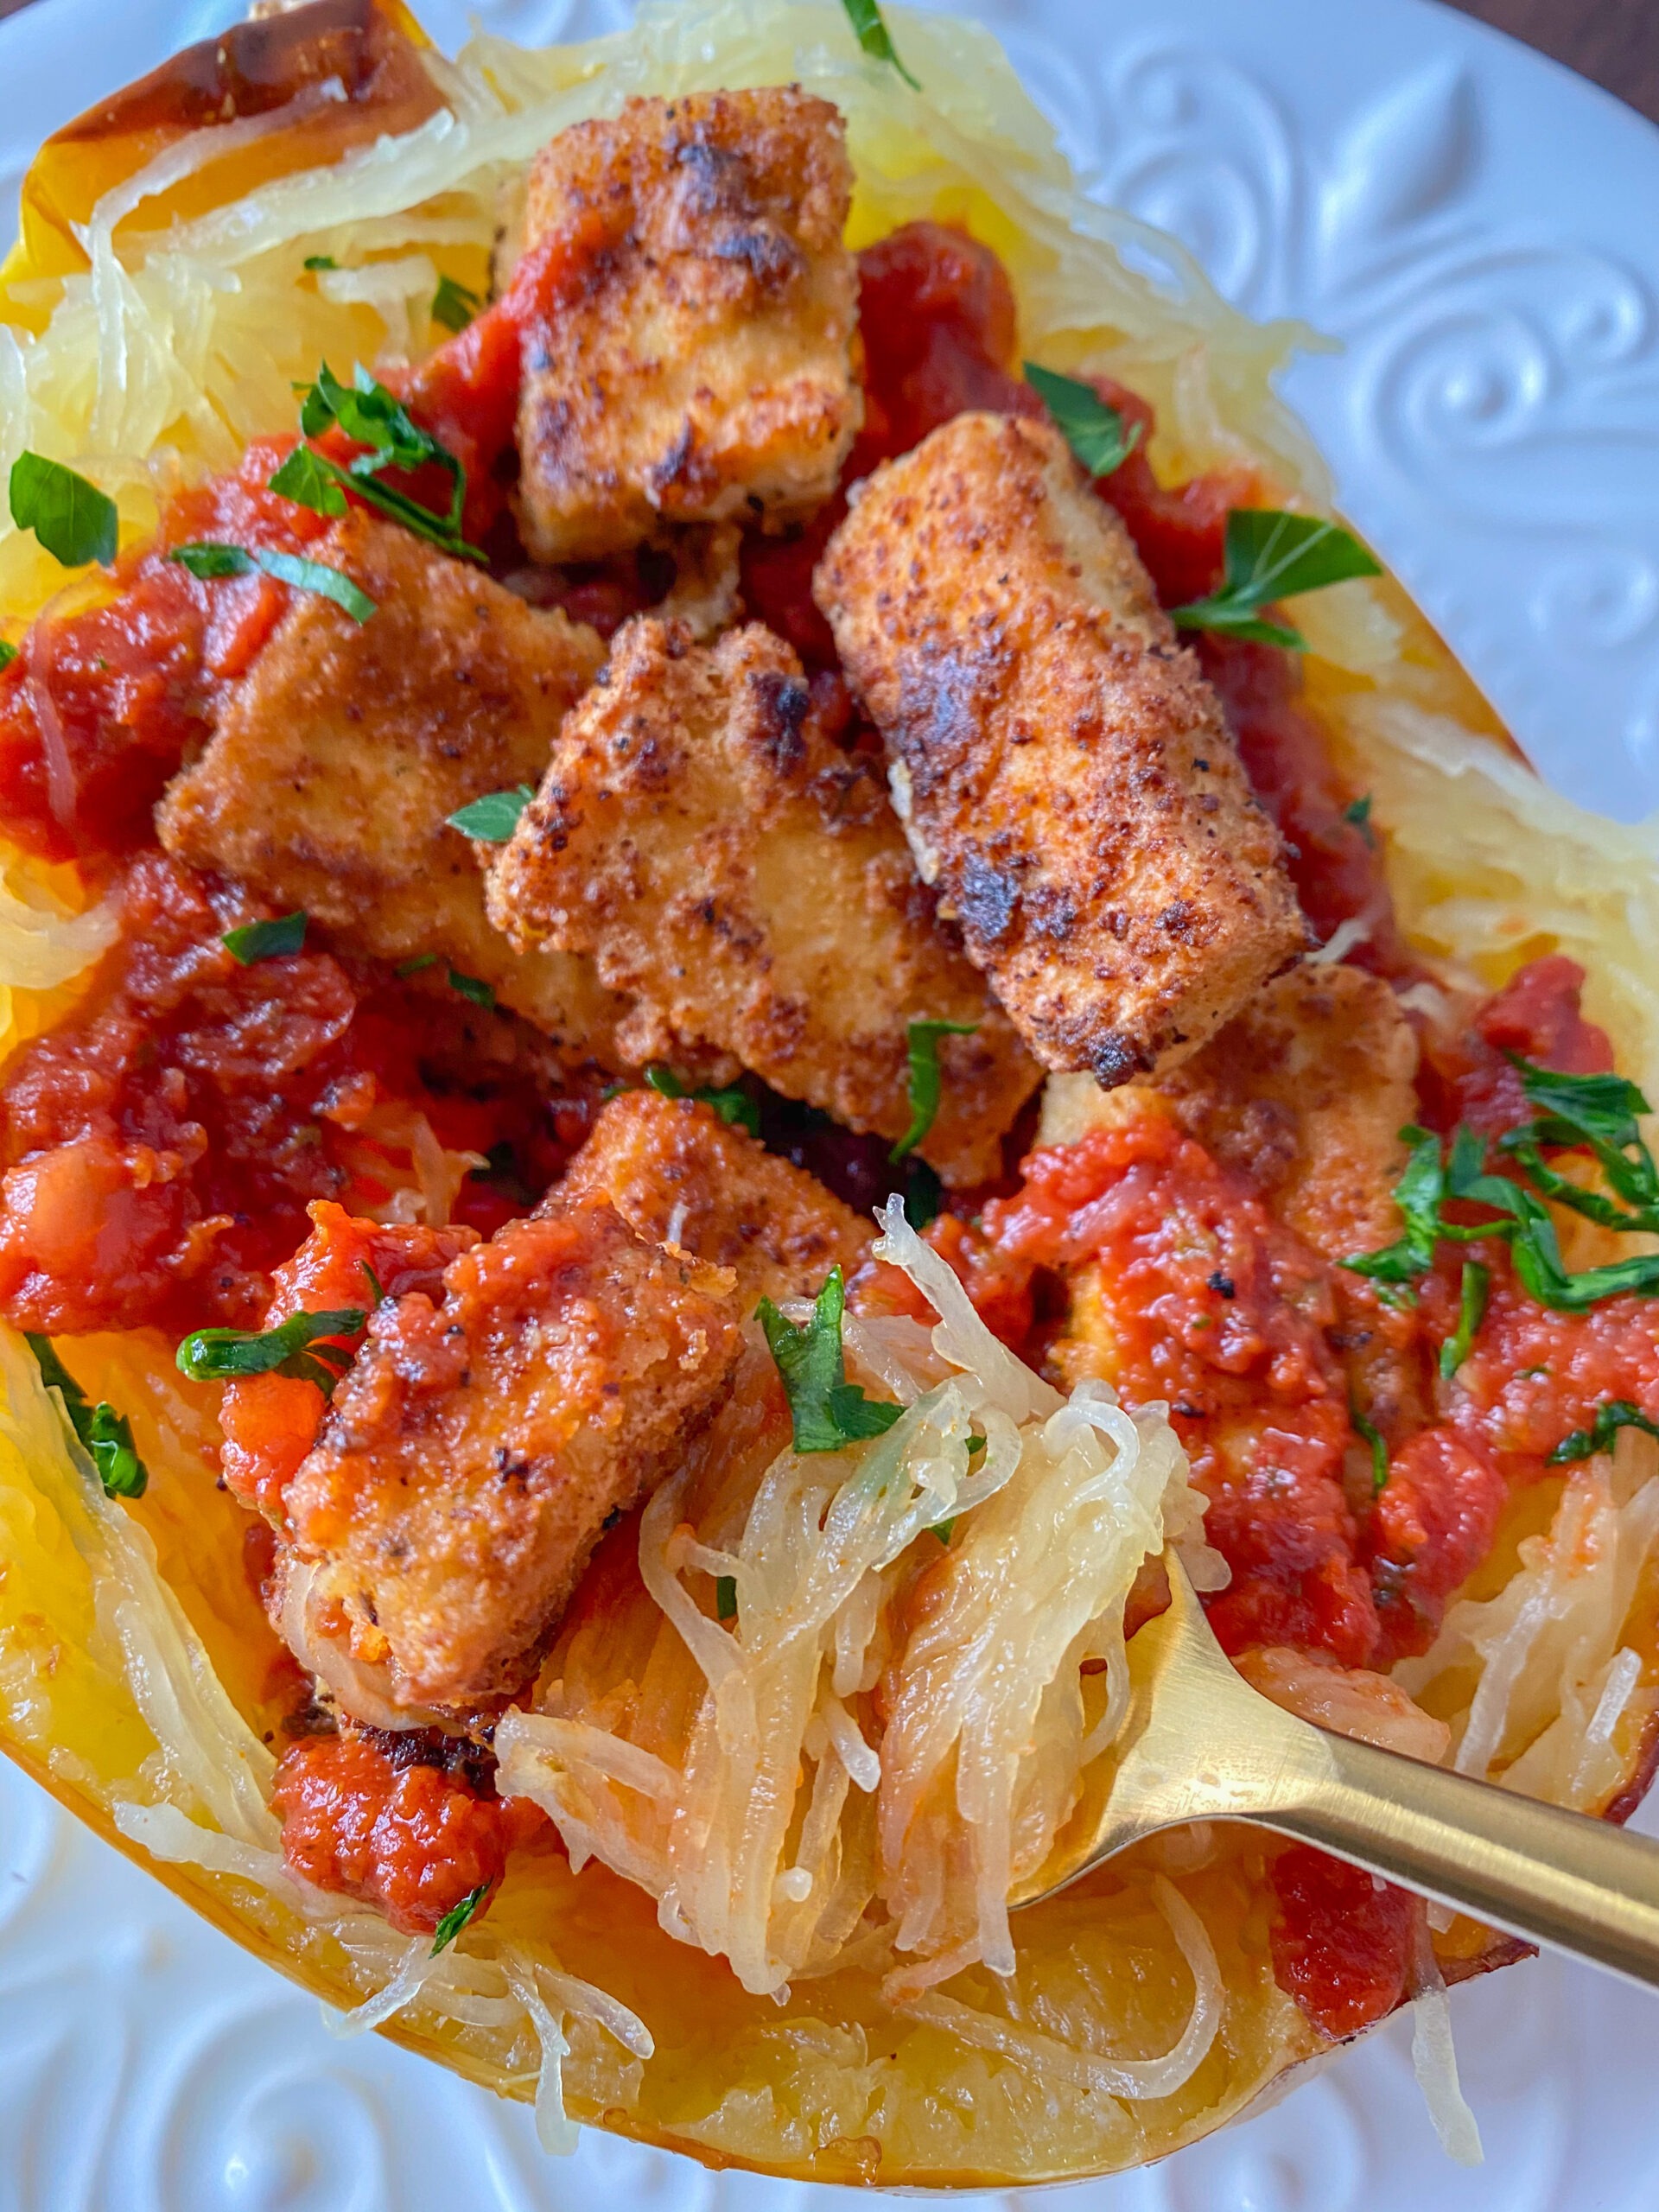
[1259,1727,1659,1989]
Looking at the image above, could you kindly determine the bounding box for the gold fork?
[1013,1554,1659,1988]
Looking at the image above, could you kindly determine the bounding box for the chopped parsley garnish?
[715,1574,738,1621]
[1022,364,1141,480]
[892,1019,978,1163]
[447,785,533,842]
[1549,1401,1659,1465]
[303,254,340,271]
[430,1880,489,1956]
[757,1266,904,1454]
[361,1260,387,1308]
[1169,511,1382,651]
[9,452,118,568]
[175,1307,366,1394]
[840,0,919,88]
[0,642,16,671]
[1497,1057,1659,1233]
[1350,1405,1389,1495]
[170,542,376,623]
[394,952,439,977]
[221,910,308,965]
[28,1335,148,1499]
[448,968,496,1009]
[1439,1259,1490,1380]
[270,364,484,563]
[265,445,348,518]
[431,275,480,333]
[643,1064,761,1137]
[931,1518,957,1544]
[1344,1094,1659,1313]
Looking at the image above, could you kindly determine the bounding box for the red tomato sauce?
[3,218,1650,2043]
[0,440,324,862]
[272,1727,543,1937]
[219,1204,480,1522]
[0,853,591,1335]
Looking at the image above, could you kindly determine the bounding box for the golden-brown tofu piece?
[515,88,861,563]
[1154,961,1423,1440]
[814,411,1309,1085]
[561,1088,870,1305]
[283,1198,741,1709]
[486,616,1040,1185]
[1044,962,1421,1437]
[156,512,625,1062]
[1151,961,1418,1268]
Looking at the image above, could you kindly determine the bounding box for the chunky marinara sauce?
[3,220,1655,2023]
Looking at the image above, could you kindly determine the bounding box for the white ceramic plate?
[3,2,1659,2207]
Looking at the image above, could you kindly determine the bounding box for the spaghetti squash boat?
[2,0,1659,2189]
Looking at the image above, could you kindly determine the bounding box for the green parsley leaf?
[256,549,377,624]
[715,1574,738,1621]
[1439,1259,1490,1380]
[1442,1134,1659,1309]
[1022,363,1142,479]
[303,255,340,272]
[1344,1115,1659,1313]
[27,1334,149,1499]
[432,275,481,333]
[222,910,307,965]
[448,785,534,842]
[1498,1055,1659,1230]
[9,453,119,568]
[279,363,484,562]
[1169,510,1382,650]
[430,1880,489,1956]
[642,1064,761,1136]
[757,1267,905,1454]
[175,1306,366,1394]
[931,1518,956,1544]
[394,952,439,977]
[361,1260,387,1308]
[892,1019,978,1163]
[448,968,496,1008]
[1350,1405,1389,1493]
[169,542,257,579]
[267,444,349,518]
[170,541,375,622]
[839,0,919,88]
[1343,1126,1444,1282]
[0,642,16,672]
[1548,1400,1659,1465]
[1343,793,1373,830]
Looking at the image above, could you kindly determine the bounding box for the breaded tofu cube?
[282,1198,741,1710]
[1151,962,1419,1266]
[561,1088,870,1304]
[515,87,861,563]
[156,512,625,1063]
[814,411,1309,1086]
[1043,961,1422,1437]
[486,616,1041,1185]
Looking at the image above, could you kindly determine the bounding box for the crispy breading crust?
[1153,963,1419,1267]
[283,1198,741,1708]
[561,1089,870,1305]
[516,87,861,563]
[486,616,1040,1185]
[814,410,1310,1085]
[154,512,629,1062]
[1151,962,1424,1441]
